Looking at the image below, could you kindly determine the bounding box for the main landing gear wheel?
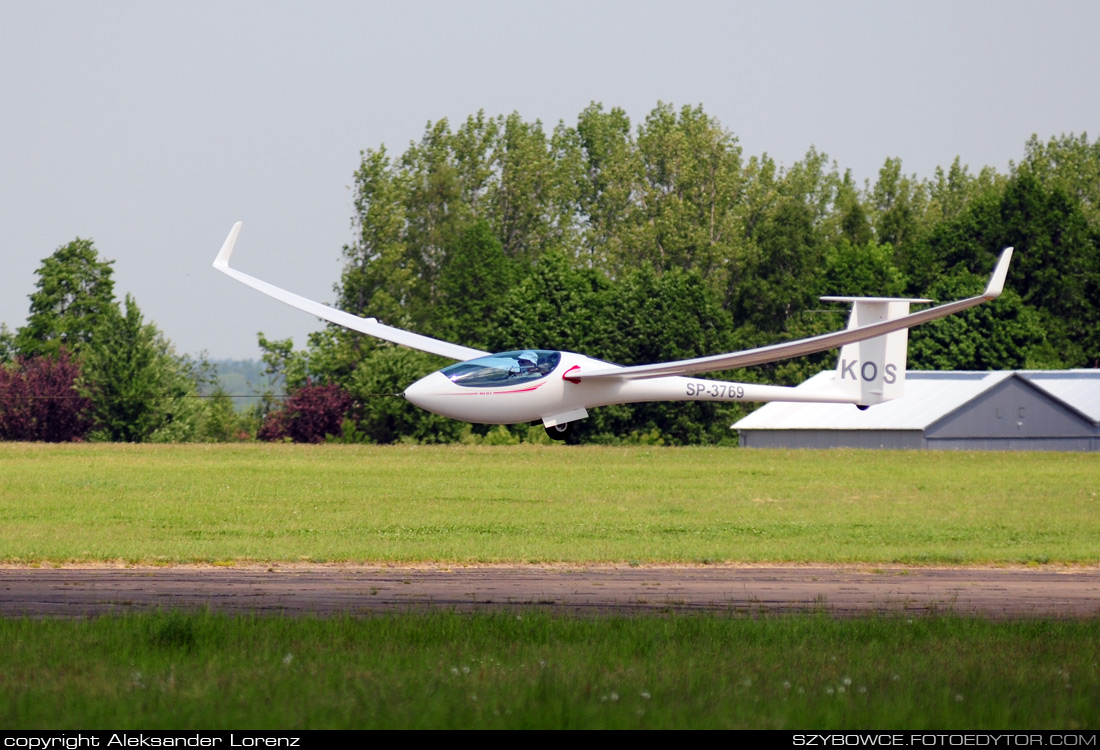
[544,421,574,441]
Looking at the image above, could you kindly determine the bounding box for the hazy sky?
[3,0,1098,359]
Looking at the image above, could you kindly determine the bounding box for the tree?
[574,102,641,269]
[79,295,203,442]
[588,264,739,444]
[870,158,928,253]
[435,219,517,346]
[819,239,905,298]
[731,197,820,334]
[1016,132,1100,232]
[488,250,614,356]
[999,169,1100,365]
[0,324,14,364]
[906,165,1100,367]
[487,113,573,263]
[908,274,1049,370]
[340,147,414,325]
[266,106,1099,445]
[201,387,245,442]
[628,102,745,278]
[833,170,873,247]
[14,238,116,358]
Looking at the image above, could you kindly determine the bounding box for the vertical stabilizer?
[820,296,931,406]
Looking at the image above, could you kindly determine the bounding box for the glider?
[214,222,1013,440]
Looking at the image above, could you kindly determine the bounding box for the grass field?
[2,612,1098,730]
[3,443,1098,730]
[0,443,1097,564]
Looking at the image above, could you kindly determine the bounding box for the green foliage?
[574,103,641,268]
[834,170,874,246]
[201,387,246,442]
[340,147,414,324]
[0,324,14,363]
[870,157,928,253]
[79,295,205,442]
[3,238,222,443]
[999,169,1100,365]
[628,102,745,278]
[481,424,520,445]
[347,346,462,443]
[734,197,821,332]
[14,238,116,358]
[820,240,906,297]
[908,275,1049,370]
[435,219,517,346]
[263,104,1099,443]
[489,250,614,354]
[904,164,1100,367]
[1016,132,1100,231]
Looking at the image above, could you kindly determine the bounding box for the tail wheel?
[544,421,574,441]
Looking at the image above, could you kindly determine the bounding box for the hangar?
[733,370,1100,451]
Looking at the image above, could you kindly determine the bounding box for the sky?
[2,0,1098,360]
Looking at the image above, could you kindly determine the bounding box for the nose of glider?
[403,371,449,411]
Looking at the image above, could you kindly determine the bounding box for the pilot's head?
[517,350,539,371]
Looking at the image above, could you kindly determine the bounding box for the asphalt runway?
[1,565,1097,618]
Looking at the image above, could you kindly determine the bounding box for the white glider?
[214,222,1013,440]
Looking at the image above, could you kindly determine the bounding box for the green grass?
[1,612,1096,729]
[3,444,1097,730]
[1,443,1098,564]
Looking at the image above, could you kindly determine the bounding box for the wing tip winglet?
[983,246,1013,299]
[213,221,243,272]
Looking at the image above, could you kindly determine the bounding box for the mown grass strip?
[1,443,1097,564]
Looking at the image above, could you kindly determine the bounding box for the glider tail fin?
[820,296,932,407]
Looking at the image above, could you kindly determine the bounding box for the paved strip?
[1,566,1097,618]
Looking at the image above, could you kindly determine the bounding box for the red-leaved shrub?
[0,350,92,442]
[259,381,352,443]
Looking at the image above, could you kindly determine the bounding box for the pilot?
[517,350,541,375]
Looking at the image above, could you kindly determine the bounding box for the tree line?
[4,103,1098,443]
[0,241,241,442]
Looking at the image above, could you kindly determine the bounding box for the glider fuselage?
[403,349,856,425]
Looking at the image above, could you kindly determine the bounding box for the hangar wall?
[738,430,925,450]
[735,371,1100,451]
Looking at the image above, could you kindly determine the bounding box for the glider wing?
[213,222,489,362]
[577,248,1014,381]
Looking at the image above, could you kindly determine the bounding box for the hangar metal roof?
[733,370,1100,431]
[1023,371,1100,424]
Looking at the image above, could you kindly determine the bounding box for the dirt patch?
[1,565,1097,618]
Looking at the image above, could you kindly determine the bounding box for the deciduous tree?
[14,239,116,358]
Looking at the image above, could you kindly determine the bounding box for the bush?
[0,350,92,442]
[259,381,352,443]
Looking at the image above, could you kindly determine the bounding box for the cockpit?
[440,350,562,388]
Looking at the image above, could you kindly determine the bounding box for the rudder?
[821,296,931,406]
